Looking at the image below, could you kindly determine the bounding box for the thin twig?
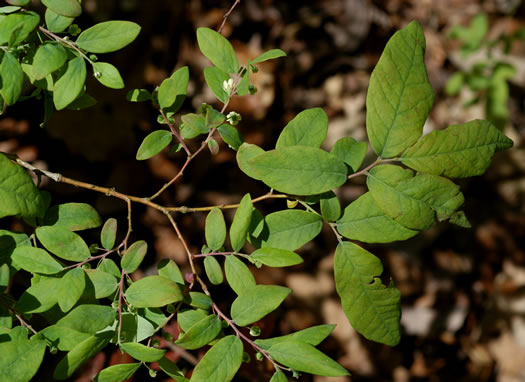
[159,108,191,156]
[217,0,241,34]
[166,343,199,366]
[347,158,397,180]
[38,26,92,63]
[192,251,238,258]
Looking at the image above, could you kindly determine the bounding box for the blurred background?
[1,0,525,381]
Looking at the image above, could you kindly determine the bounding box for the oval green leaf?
[85,269,118,298]
[43,202,102,231]
[41,0,81,18]
[32,43,67,80]
[224,255,255,295]
[0,339,46,382]
[101,218,117,250]
[36,226,90,261]
[236,143,265,180]
[93,62,124,89]
[197,27,239,73]
[275,108,328,149]
[205,208,226,251]
[120,342,166,362]
[76,21,141,53]
[229,193,253,252]
[136,130,173,160]
[56,304,116,334]
[203,66,229,103]
[0,51,23,105]
[250,247,303,268]
[121,240,147,273]
[204,256,223,285]
[45,8,74,33]
[231,285,291,326]
[0,11,40,46]
[53,56,86,110]
[57,267,85,312]
[175,314,221,350]
[251,49,287,64]
[330,137,368,173]
[95,363,141,382]
[189,335,243,382]
[125,275,183,308]
[11,246,63,274]
[262,210,322,251]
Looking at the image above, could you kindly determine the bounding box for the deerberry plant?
[0,1,513,381]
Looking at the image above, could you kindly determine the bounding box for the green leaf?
[120,342,166,362]
[197,27,239,73]
[249,247,303,267]
[53,332,112,380]
[98,258,120,278]
[204,66,230,103]
[366,21,434,158]
[164,66,189,113]
[255,324,336,349]
[36,226,90,261]
[66,92,96,110]
[0,11,40,46]
[15,277,59,313]
[400,120,514,178]
[126,88,151,102]
[93,62,124,89]
[54,57,87,110]
[57,304,116,334]
[276,108,328,149]
[251,49,287,64]
[330,137,368,172]
[337,192,418,243]
[270,370,288,382]
[175,314,221,349]
[218,124,243,150]
[229,193,253,252]
[262,210,322,251]
[231,285,291,326]
[249,146,348,195]
[186,291,212,310]
[0,154,47,218]
[32,43,67,81]
[158,75,177,109]
[11,246,63,274]
[45,8,74,33]
[2,3,26,9]
[43,202,102,231]
[224,255,255,295]
[204,256,223,285]
[444,72,465,96]
[157,357,188,382]
[320,191,341,221]
[136,130,173,160]
[334,241,401,345]
[157,259,184,285]
[236,143,265,180]
[266,340,349,377]
[121,240,147,273]
[177,309,209,333]
[95,363,141,382]
[84,269,118,298]
[76,21,141,53]
[125,275,183,308]
[33,325,90,351]
[41,0,81,18]
[449,210,471,228]
[0,51,23,105]
[205,208,226,251]
[449,13,488,56]
[190,335,243,382]
[56,268,85,312]
[180,113,208,139]
[100,218,117,250]
[0,339,46,382]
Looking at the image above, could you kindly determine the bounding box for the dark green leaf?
[204,256,223,285]
[224,255,255,295]
[270,370,288,382]
[93,62,124,89]
[33,325,90,351]
[276,108,328,149]
[41,0,81,18]
[126,88,151,102]
[32,43,67,81]
[57,304,116,334]
[157,357,188,382]
[366,21,434,157]
[251,49,287,64]
[45,8,74,33]
[120,342,165,362]
[100,218,117,250]
[189,335,243,382]
[180,113,208,139]
[0,339,46,382]
[56,268,85,312]
[175,314,221,349]
[54,57,86,110]
[229,193,253,252]
[84,269,118,298]
[66,92,96,110]
[121,240,147,273]
[15,277,59,313]
[204,66,229,103]
[231,285,291,326]
[262,210,322,251]
[36,226,90,261]
[197,27,239,73]
[330,137,368,172]
[320,191,341,221]
[164,66,189,113]
[43,202,102,231]
[0,11,40,46]
[205,208,226,251]
[125,275,183,308]
[334,242,401,345]
[95,363,141,382]
[248,146,348,195]
[76,21,141,53]
[218,124,243,150]
[136,130,173,160]
[249,247,303,267]
[0,51,23,105]
[11,246,63,274]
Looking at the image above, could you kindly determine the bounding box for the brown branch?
[217,0,241,34]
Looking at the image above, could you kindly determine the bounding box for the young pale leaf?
[255,324,336,349]
[231,285,291,326]
[121,240,147,273]
[45,8,74,33]
[366,21,434,158]
[53,332,112,380]
[204,256,223,285]
[180,113,208,139]
[32,43,67,80]
[0,154,46,218]
[337,192,418,243]
[175,314,221,349]
[43,202,102,231]
[54,57,86,110]
[85,269,118,298]
[203,66,230,103]
[320,191,341,221]
[36,226,90,261]
[76,21,141,53]
[266,339,349,377]
[101,218,117,250]
[236,143,265,180]
[0,52,23,105]
[126,88,151,102]
[197,27,239,73]
[275,108,328,149]
[262,210,322,251]
[0,11,40,45]
[250,247,303,267]
[205,208,227,251]
[400,119,513,178]
[0,339,46,382]
[57,304,116,334]
[33,325,90,352]
[330,137,368,172]
[93,62,124,89]
[270,370,288,382]
[218,124,243,150]
[95,363,141,382]
[334,241,401,345]
[16,277,59,313]
[248,146,348,195]
[251,49,287,64]
[229,193,253,252]
[189,335,243,382]
[177,309,209,333]
[224,255,256,295]
[136,130,173,160]
[41,0,81,18]
[57,268,85,312]
[11,246,63,275]
[125,275,183,308]
[158,258,184,285]
[120,342,166,362]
